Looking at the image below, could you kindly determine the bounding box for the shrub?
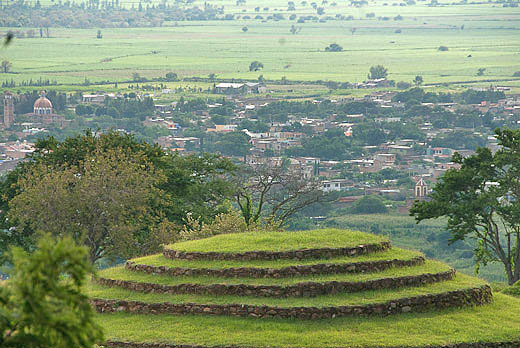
[179,210,250,241]
[396,81,412,89]
[350,195,388,214]
[325,43,343,52]
[438,46,449,51]
[502,281,520,297]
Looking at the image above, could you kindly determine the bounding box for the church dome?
[34,96,52,109]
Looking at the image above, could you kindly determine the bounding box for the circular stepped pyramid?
[89,228,520,348]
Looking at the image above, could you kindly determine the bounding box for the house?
[321,179,351,192]
[207,124,237,133]
[215,82,267,95]
[215,83,246,94]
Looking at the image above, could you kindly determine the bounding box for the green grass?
[132,247,420,269]
[166,229,387,253]
[87,273,485,307]
[94,293,520,347]
[98,260,450,286]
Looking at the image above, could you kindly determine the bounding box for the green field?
[1,0,519,90]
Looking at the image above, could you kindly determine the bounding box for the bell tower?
[3,92,14,128]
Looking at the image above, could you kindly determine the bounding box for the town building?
[23,91,68,128]
[215,82,267,94]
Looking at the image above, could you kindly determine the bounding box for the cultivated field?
[1,0,519,89]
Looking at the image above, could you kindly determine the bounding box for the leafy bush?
[180,210,251,241]
[325,43,343,52]
[396,81,412,89]
[350,195,388,214]
[438,46,449,51]
[502,281,520,297]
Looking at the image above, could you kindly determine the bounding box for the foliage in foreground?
[0,237,103,348]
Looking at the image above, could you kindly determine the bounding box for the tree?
[96,29,102,39]
[0,236,104,347]
[316,6,324,14]
[249,61,264,72]
[0,131,236,259]
[325,43,343,52]
[396,81,412,90]
[290,25,301,34]
[165,72,178,81]
[1,61,11,73]
[413,75,423,86]
[350,195,388,214]
[411,128,520,285]
[8,147,176,262]
[242,26,248,32]
[477,68,486,76]
[235,160,325,226]
[368,65,388,79]
[215,131,251,158]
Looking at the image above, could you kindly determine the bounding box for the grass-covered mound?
[89,229,520,347]
[164,229,386,253]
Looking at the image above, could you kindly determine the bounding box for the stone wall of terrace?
[126,256,425,279]
[91,285,492,320]
[163,241,391,261]
[96,269,455,298]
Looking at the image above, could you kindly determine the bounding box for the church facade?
[23,91,68,127]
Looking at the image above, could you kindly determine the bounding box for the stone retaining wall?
[103,340,520,348]
[95,269,455,298]
[91,285,492,319]
[126,256,425,279]
[163,242,391,261]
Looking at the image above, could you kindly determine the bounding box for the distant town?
[2,79,517,214]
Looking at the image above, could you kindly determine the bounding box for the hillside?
[89,228,520,348]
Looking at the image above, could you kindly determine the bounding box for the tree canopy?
[0,131,236,261]
[8,147,175,262]
[368,65,388,79]
[350,195,388,214]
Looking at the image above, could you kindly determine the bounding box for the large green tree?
[368,65,388,79]
[0,131,236,260]
[8,148,174,262]
[411,128,520,285]
[0,236,104,347]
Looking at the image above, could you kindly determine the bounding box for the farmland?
[1,0,519,90]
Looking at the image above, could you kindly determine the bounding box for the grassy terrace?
[86,274,484,307]
[98,260,450,286]
[95,294,520,347]
[165,229,386,253]
[133,248,420,269]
